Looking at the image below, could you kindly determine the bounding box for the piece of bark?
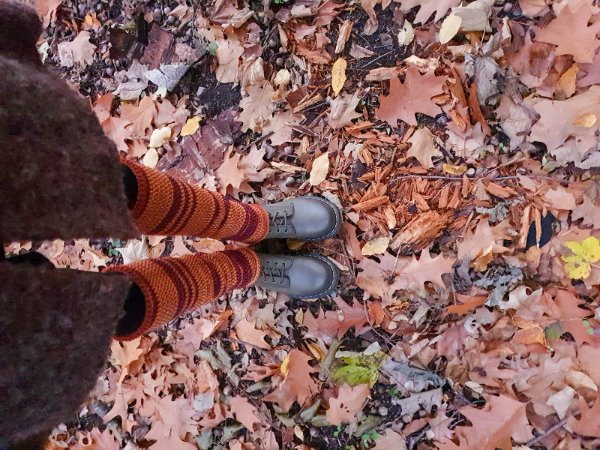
[390,210,452,254]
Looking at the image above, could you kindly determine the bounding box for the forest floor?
[13,0,600,449]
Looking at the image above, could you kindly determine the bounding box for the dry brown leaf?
[376,65,446,126]
[326,384,370,425]
[57,31,96,67]
[229,396,261,431]
[362,236,390,256]
[407,127,441,169]
[534,1,600,63]
[331,58,347,96]
[396,0,460,24]
[235,318,271,350]
[455,394,532,448]
[309,153,330,186]
[264,350,319,412]
[392,247,455,291]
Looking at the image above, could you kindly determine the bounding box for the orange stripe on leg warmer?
[121,159,269,244]
[107,249,261,341]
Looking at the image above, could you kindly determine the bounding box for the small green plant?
[360,430,380,445]
[331,351,386,387]
[333,424,345,437]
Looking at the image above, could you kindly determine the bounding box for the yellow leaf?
[442,163,467,175]
[149,126,171,148]
[361,237,390,256]
[309,153,330,186]
[280,355,290,378]
[331,58,347,96]
[439,14,462,45]
[142,148,159,168]
[573,113,597,128]
[581,236,600,262]
[562,236,600,279]
[181,116,201,136]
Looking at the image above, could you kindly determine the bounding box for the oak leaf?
[302,297,371,339]
[326,384,370,425]
[534,1,600,63]
[572,196,600,229]
[57,31,96,67]
[455,394,532,449]
[395,0,460,24]
[376,64,446,126]
[229,396,261,431]
[392,247,454,291]
[407,127,441,169]
[569,395,600,438]
[234,318,271,350]
[215,37,244,83]
[216,149,246,196]
[328,93,362,129]
[264,350,319,412]
[238,82,275,132]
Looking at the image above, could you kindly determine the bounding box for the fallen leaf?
[229,396,261,431]
[309,153,330,186]
[264,350,319,412]
[439,14,462,44]
[57,31,96,67]
[397,21,415,46]
[326,384,370,425]
[331,58,347,96]
[407,127,441,169]
[562,236,600,280]
[181,116,202,136]
[328,93,362,129]
[149,126,172,148]
[376,64,446,126]
[362,236,390,256]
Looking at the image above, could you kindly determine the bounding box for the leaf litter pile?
[13,0,600,448]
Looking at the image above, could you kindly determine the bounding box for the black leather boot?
[254,253,339,299]
[264,196,342,241]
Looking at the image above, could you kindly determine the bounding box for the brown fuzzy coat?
[0,2,138,446]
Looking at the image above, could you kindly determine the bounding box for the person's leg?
[121,159,269,244]
[121,159,343,243]
[107,248,261,340]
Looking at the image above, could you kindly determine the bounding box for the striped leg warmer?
[107,248,261,341]
[121,159,269,244]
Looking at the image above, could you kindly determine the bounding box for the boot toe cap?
[293,197,342,241]
[289,255,339,299]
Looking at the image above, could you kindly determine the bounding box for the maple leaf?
[263,349,319,412]
[396,0,460,24]
[326,384,370,425]
[110,337,144,384]
[562,236,600,280]
[534,1,600,63]
[376,64,446,127]
[328,92,362,129]
[392,247,455,291]
[407,127,441,169]
[455,394,532,449]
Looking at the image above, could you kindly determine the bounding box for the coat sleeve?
[0,262,132,445]
[0,1,138,244]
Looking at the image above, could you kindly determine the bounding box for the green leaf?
[331,351,385,387]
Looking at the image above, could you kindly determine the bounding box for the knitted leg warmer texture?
[121,159,269,244]
[108,249,261,341]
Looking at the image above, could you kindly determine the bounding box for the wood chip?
[351,196,389,212]
[390,210,451,254]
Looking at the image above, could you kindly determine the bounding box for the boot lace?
[261,261,287,285]
[268,210,290,234]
